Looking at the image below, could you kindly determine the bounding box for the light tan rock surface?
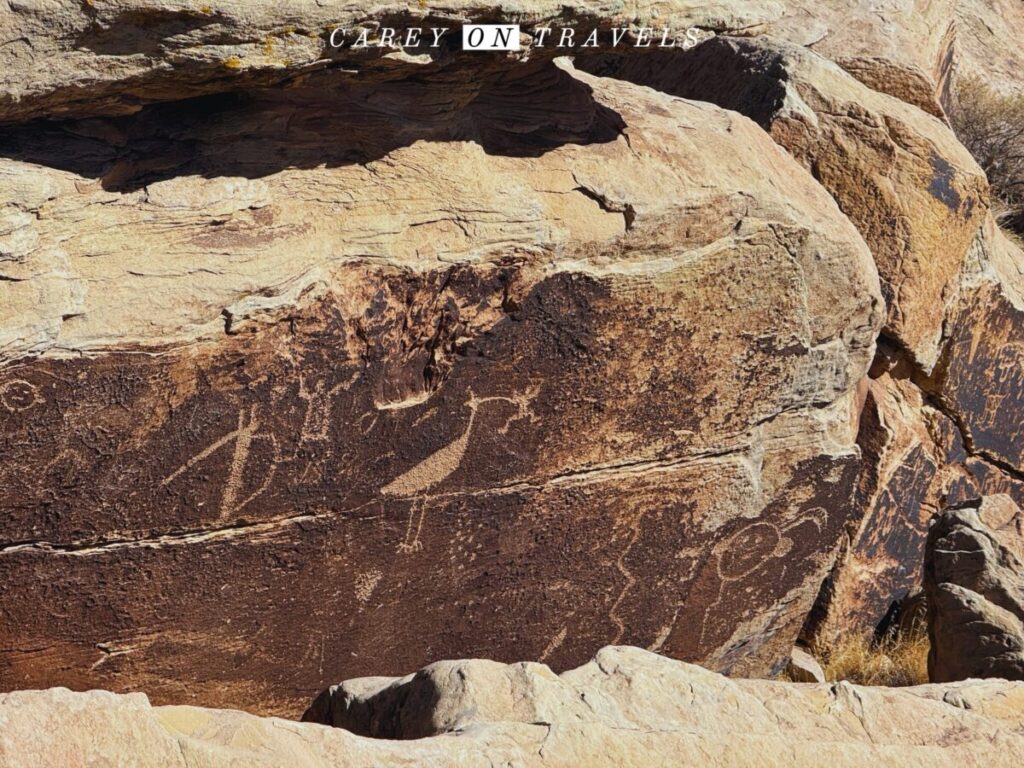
[0,53,884,364]
[4,1,1022,125]
[4,647,1024,768]
[580,35,989,372]
[948,0,1024,97]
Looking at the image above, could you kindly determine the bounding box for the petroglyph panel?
[0,249,864,545]
[0,444,857,716]
[0,258,866,715]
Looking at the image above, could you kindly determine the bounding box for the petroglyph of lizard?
[90,642,136,671]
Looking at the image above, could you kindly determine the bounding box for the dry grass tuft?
[814,625,930,687]
[950,78,1024,235]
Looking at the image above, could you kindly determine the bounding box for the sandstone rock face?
[810,219,1024,644]
[14,0,1018,129]
[6,647,1024,767]
[818,215,1024,643]
[0,42,882,714]
[581,36,989,372]
[925,497,1024,682]
[583,31,1024,646]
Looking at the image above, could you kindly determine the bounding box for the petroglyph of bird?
[382,389,529,553]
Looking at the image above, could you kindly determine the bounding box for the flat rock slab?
[5,647,1024,767]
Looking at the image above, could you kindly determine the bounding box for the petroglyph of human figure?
[692,508,824,652]
[298,372,358,444]
[382,388,536,553]
[162,405,279,519]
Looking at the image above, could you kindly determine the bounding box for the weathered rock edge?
[925,496,1024,682]
[4,647,1024,767]
[0,0,781,123]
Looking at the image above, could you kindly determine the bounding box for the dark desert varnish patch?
[0,260,860,715]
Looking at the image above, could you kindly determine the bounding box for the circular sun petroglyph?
[0,379,42,413]
[715,521,781,581]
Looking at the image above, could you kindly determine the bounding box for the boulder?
[879,588,929,641]
[4,0,1021,721]
[0,52,882,713]
[925,497,1024,682]
[6,647,1024,767]
[580,35,989,372]
[785,646,826,683]
[582,34,1024,647]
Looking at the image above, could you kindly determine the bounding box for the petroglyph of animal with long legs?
[382,387,537,553]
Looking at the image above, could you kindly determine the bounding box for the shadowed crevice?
[0,60,624,192]
[576,38,789,129]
